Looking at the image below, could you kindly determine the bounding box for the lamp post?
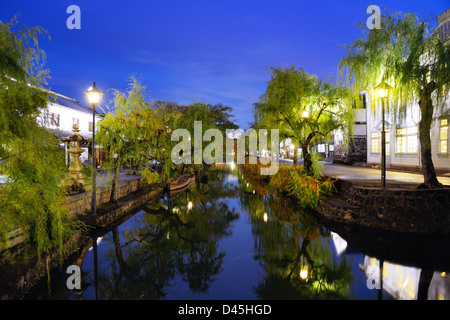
[85,82,103,216]
[374,81,392,189]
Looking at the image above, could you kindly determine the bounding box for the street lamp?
[301,110,309,118]
[85,82,103,216]
[374,81,392,189]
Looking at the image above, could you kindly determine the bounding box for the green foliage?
[97,76,160,166]
[339,10,449,115]
[0,18,81,259]
[269,165,335,209]
[97,78,239,195]
[96,76,163,201]
[254,65,354,174]
[310,150,324,178]
[141,167,160,184]
[173,101,238,172]
[339,10,450,188]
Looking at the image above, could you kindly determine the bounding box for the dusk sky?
[1,1,449,128]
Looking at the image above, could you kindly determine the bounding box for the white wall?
[45,102,102,137]
[38,102,103,163]
[366,91,450,171]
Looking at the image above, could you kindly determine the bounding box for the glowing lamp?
[85,81,102,217]
[300,266,308,280]
[374,81,392,100]
[85,82,103,105]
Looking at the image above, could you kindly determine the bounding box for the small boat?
[168,173,195,191]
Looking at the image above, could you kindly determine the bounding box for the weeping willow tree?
[96,76,163,203]
[254,65,353,175]
[0,18,80,258]
[339,10,450,188]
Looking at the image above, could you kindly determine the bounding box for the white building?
[366,9,450,173]
[330,232,450,300]
[359,256,450,300]
[39,91,104,165]
[333,94,367,164]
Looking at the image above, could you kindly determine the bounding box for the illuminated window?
[385,129,390,156]
[396,127,418,154]
[440,119,448,154]
[371,130,389,155]
[371,132,380,153]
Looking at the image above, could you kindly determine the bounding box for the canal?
[25,164,450,300]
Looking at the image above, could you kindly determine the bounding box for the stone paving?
[96,169,142,187]
[95,161,450,188]
[279,158,450,187]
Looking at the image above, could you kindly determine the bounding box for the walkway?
[279,158,450,187]
[97,170,142,188]
[94,162,450,187]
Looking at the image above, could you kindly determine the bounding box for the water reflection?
[88,171,239,299]
[237,169,354,299]
[23,164,450,300]
[325,218,450,300]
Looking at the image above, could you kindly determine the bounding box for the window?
[395,127,418,154]
[371,130,389,155]
[51,113,60,127]
[371,132,380,153]
[385,129,390,156]
[440,84,447,97]
[352,94,367,109]
[440,119,448,154]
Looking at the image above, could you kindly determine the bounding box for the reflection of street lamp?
[300,265,308,280]
[374,81,392,189]
[263,195,268,223]
[85,82,103,216]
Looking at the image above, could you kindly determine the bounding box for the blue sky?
[1,0,449,128]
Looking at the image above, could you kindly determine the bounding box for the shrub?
[269,165,335,208]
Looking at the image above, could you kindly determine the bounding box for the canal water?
[25,164,450,300]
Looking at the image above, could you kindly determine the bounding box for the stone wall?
[0,177,152,252]
[339,181,450,216]
[0,177,164,299]
[316,180,450,234]
[68,178,149,217]
[333,135,367,163]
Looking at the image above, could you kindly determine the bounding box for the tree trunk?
[112,227,124,266]
[293,144,298,166]
[302,145,313,175]
[109,164,121,203]
[417,269,434,300]
[418,86,442,189]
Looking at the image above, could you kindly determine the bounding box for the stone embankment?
[316,179,450,234]
[1,176,162,252]
[0,174,166,300]
[69,177,165,227]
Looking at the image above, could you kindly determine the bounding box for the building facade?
[366,10,450,173]
[38,91,104,166]
[333,94,368,164]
